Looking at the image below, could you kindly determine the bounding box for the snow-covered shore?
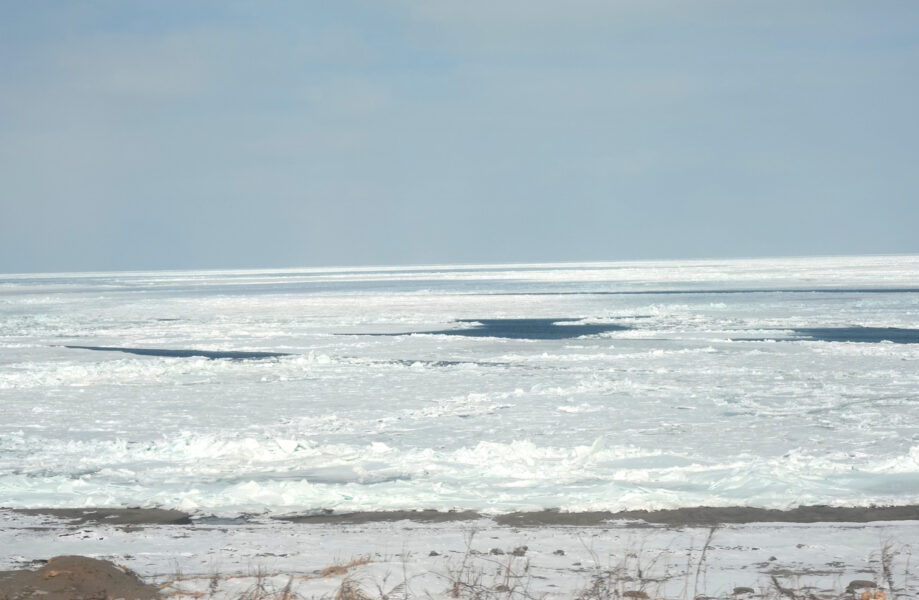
[2,508,916,599]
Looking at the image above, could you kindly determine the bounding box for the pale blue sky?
[1,1,917,272]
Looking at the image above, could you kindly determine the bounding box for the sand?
[14,507,192,526]
[0,555,159,600]
[273,504,919,526]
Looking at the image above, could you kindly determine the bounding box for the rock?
[846,580,877,592]
[489,548,505,555]
[553,549,565,556]
[732,587,756,595]
[428,550,439,556]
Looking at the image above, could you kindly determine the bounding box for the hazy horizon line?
[2,251,917,279]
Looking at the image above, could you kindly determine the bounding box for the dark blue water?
[793,327,919,344]
[65,346,290,360]
[354,318,630,340]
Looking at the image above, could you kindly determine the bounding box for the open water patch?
[733,327,919,344]
[792,327,919,344]
[65,345,291,360]
[350,318,630,340]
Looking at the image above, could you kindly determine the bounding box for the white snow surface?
[2,256,919,516]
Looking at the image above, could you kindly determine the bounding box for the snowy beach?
[2,507,918,599]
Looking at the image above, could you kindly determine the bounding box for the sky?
[1,1,917,273]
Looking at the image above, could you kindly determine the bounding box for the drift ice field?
[1,255,918,516]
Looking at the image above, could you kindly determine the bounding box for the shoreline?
[10,503,919,527]
[277,504,919,526]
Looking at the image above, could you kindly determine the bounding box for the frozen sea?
[2,255,918,518]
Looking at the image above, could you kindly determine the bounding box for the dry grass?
[160,555,373,600]
[437,530,538,600]
[322,557,374,579]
